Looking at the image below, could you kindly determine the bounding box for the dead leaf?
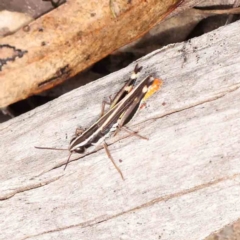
[0,0,198,108]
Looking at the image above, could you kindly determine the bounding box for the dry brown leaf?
[0,0,200,108]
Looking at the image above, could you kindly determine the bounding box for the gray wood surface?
[1,20,240,240]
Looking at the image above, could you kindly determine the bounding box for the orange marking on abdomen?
[142,78,163,102]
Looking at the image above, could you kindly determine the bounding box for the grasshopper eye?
[74,147,85,154]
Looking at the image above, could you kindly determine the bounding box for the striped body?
[109,64,142,109]
[69,75,160,153]
[35,65,163,175]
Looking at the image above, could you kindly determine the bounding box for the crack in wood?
[37,64,71,87]
[135,84,240,127]
[31,84,240,172]
[21,173,240,240]
[0,175,64,201]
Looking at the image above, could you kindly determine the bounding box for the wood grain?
[0,0,200,108]
[1,19,240,240]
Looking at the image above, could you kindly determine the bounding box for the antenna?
[64,152,73,170]
[35,146,68,150]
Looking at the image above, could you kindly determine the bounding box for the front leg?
[69,127,85,145]
[75,127,85,136]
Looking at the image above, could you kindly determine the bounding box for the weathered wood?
[1,19,240,240]
[0,0,199,108]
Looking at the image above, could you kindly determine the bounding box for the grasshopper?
[36,65,162,179]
